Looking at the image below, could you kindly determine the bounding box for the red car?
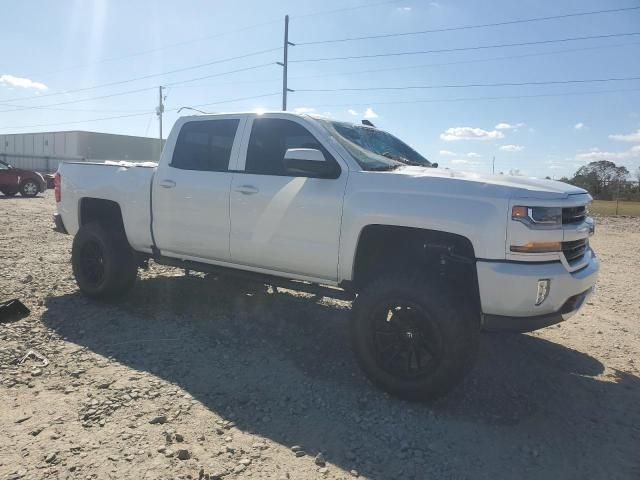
[0,160,47,197]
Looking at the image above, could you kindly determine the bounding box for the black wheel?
[20,179,39,197]
[72,223,137,299]
[351,274,479,401]
[1,189,18,197]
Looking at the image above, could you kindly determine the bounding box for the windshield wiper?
[381,152,423,166]
[367,164,403,171]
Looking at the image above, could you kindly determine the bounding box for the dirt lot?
[1,191,639,480]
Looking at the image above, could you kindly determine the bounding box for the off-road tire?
[351,274,479,401]
[72,222,137,299]
[19,179,40,197]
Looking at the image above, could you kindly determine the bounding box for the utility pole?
[492,155,495,174]
[157,86,165,141]
[277,15,294,111]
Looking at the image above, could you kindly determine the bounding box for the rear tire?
[20,180,39,197]
[351,274,479,401]
[72,222,137,299]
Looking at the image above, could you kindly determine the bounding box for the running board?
[152,255,355,301]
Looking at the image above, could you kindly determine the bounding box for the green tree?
[569,160,629,198]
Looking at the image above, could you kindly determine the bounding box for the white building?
[0,130,163,172]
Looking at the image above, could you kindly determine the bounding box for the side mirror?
[283,148,333,177]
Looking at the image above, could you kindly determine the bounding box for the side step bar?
[152,255,355,301]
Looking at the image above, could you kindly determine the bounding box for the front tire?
[1,189,18,197]
[72,223,137,299]
[20,180,40,197]
[351,274,479,401]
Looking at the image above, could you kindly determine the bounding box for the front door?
[152,116,245,261]
[229,115,348,281]
[0,161,19,190]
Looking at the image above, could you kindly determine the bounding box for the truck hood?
[391,166,587,200]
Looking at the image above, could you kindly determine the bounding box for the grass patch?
[590,200,640,217]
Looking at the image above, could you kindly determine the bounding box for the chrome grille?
[562,205,587,224]
[562,238,588,263]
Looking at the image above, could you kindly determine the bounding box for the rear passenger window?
[171,119,239,171]
[245,118,335,176]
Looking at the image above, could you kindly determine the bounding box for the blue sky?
[1,0,640,178]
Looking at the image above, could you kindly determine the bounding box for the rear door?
[152,115,246,261]
[229,115,348,281]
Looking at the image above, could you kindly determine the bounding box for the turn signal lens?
[510,241,562,253]
[512,206,528,219]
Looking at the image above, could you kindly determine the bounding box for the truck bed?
[57,161,156,253]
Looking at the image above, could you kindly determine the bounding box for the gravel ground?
[1,191,639,480]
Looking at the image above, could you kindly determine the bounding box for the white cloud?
[574,122,586,130]
[440,150,482,158]
[347,109,358,116]
[364,107,379,119]
[451,159,470,164]
[609,129,640,143]
[440,127,504,141]
[495,122,525,130]
[0,74,48,91]
[499,144,524,152]
[293,107,315,114]
[396,6,412,11]
[575,146,640,162]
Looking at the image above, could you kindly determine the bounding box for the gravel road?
[1,191,639,480]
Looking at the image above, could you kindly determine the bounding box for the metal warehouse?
[0,131,163,173]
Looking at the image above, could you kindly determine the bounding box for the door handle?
[234,185,259,195]
[159,179,176,189]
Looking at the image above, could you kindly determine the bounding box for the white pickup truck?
[54,111,598,400]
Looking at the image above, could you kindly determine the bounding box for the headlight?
[512,206,562,226]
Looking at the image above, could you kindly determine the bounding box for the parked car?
[53,112,598,401]
[0,160,47,197]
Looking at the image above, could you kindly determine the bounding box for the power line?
[296,75,640,93]
[190,92,281,110]
[159,41,640,89]
[0,48,281,104]
[30,21,283,78]
[0,86,156,113]
[301,86,640,109]
[0,63,276,113]
[25,1,404,78]
[290,41,640,81]
[0,101,148,114]
[290,31,640,63]
[296,5,640,45]
[0,111,153,131]
[0,92,282,131]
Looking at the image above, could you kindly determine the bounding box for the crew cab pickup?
[54,112,599,400]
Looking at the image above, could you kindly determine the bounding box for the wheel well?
[79,198,125,234]
[351,225,480,311]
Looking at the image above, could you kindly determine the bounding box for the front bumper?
[482,286,594,332]
[477,250,599,332]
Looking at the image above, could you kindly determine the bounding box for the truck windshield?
[318,120,432,171]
